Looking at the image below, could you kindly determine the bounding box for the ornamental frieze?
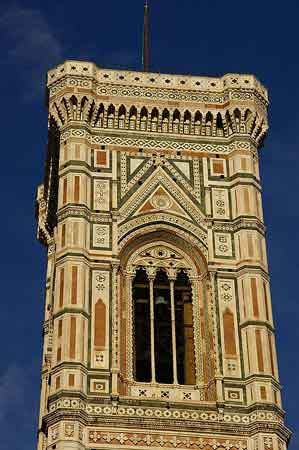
[60,128,257,155]
[88,430,247,450]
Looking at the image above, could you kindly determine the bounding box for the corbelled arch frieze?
[49,92,268,147]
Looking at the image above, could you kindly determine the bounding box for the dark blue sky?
[0,1,297,448]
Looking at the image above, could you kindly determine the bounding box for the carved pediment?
[119,166,206,225]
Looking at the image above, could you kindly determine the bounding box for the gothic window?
[216,113,224,137]
[150,108,159,132]
[107,104,115,128]
[94,103,104,127]
[130,244,196,385]
[194,111,202,135]
[140,107,148,130]
[118,105,126,129]
[205,112,213,136]
[162,109,170,132]
[129,106,137,130]
[183,110,191,134]
[172,109,181,133]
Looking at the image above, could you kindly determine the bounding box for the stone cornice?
[43,395,291,442]
[47,60,268,106]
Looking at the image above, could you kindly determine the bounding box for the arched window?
[225,110,233,135]
[151,108,159,132]
[183,110,191,134]
[172,109,181,133]
[130,244,196,385]
[216,112,224,136]
[205,112,213,136]
[234,108,241,132]
[107,104,115,128]
[129,106,137,130]
[194,111,202,135]
[70,95,78,120]
[162,109,170,132]
[94,103,104,127]
[140,107,148,131]
[118,105,126,129]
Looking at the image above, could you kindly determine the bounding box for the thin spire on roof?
[143,0,150,72]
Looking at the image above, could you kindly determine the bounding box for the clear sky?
[0,1,297,448]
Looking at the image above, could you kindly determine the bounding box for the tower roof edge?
[47,60,268,103]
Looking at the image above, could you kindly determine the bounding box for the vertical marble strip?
[268,333,275,376]
[244,188,250,214]
[69,374,75,387]
[61,224,66,248]
[81,319,85,363]
[57,346,61,363]
[241,279,246,317]
[223,308,237,355]
[94,299,106,347]
[75,144,80,159]
[255,190,260,218]
[260,386,267,400]
[255,329,264,372]
[70,317,76,359]
[235,190,238,216]
[238,234,242,259]
[83,266,87,310]
[59,268,64,308]
[241,157,247,171]
[71,266,78,305]
[73,222,79,246]
[63,178,67,205]
[246,330,251,372]
[63,145,68,162]
[248,233,254,257]
[263,281,270,321]
[74,176,80,203]
[58,319,62,338]
[251,278,259,318]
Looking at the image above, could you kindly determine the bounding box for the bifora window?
[129,243,196,385]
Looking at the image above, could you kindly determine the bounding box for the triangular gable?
[119,166,205,226]
[136,186,189,219]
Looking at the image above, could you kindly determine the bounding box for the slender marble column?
[126,271,135,381]
[169,277,178,385]
[149,276,156,383]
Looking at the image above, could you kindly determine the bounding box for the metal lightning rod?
[143,0,150,72]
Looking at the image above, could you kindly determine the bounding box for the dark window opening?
[175,271,195,385]
[154,269,173,384]
[133,268,151,382]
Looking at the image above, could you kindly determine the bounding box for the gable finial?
[143,0,150,72]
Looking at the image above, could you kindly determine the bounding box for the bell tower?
[36,59,290,450]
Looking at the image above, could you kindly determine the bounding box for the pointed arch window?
[118,105,126,129]
[140,107,148,131]
[130,244,196,385]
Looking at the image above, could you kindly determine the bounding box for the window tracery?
[127,243,197,385]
